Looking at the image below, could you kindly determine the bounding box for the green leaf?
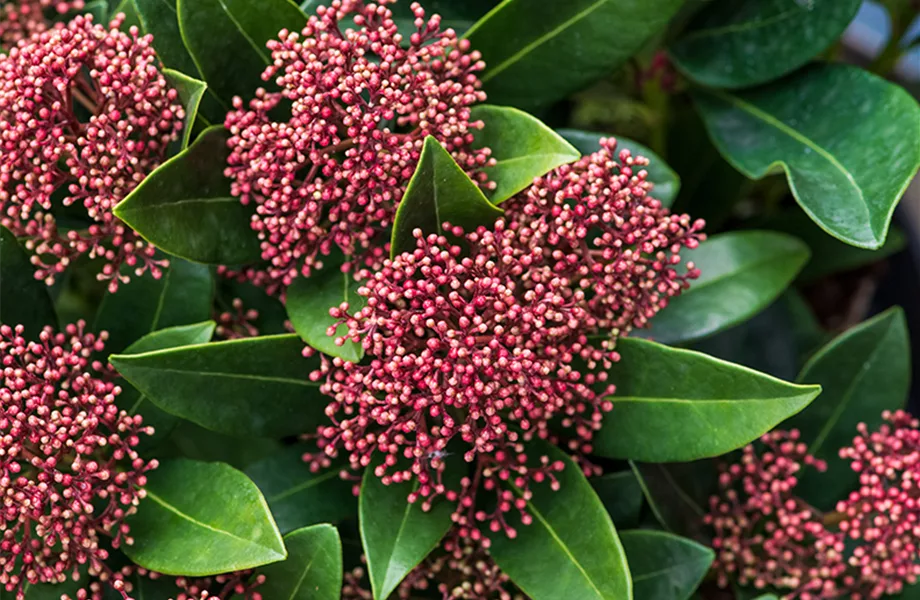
[112,0,143,29]
[109,334,327,438]
[161,420,283,471]
[470,105,579,203]
[94,257,213,354]
[134,0,199,76]
[125,459,286,575]
[694,64,920,249]
[489,440,631,600]
[592,338,821,462]
[558,129,681,207]
[359,462,457,600]
[286,263,365,362]
[301,0,497,37]
[163,69,207,151]
[124,321,216,355]
[787,308,910,508]
[620,530,713,600]
[0,226,56,338]
[629,462,712,539]
[256,524,343,600]
[113,126,261,265]
[246,446,357,534]
[390,136,504,256]
[591,470,643,530]
[178,0,307,106]
[669,0,861,88]
[465,0,685,111]
[647,231,810,344]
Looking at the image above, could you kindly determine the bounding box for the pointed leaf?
[592,338,821,462]
[629,462,712,539]
[788,308,910,508]
[489,440,631,600]
[163,69,207,151]
[621,530,713,600]
[465,0,685,111]
[178,0,307,106]
[669,0,861,88]
[470,105,579,203]
[591,470,643,529]
[124,321,216,355]
[125,459,285,575]
[558,129,681,207]
[135,0,199,76]
[256,524,343,600]
[647,231,810,344]
[109,334,327,438]
[694,64,920,249]
[359,462,458,600]
[390,136,504,256]
[113,126,261,265]
[246,446,356,534]
[0,226,56,338]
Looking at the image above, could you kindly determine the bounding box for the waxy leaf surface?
[0,226,56,339]
[256,524,343,600]
[621,530,714,600]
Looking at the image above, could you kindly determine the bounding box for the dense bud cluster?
[223,0,492,294]
[69,566,263,600]
[0,14,184,291]
[0,0,84,46]
[0,322,155,599]
[214,298,261,340]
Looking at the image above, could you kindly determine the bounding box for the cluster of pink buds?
[310,223,616,539]
[68,566,263,600]
[0,0,84,47]
[214,298,261,340]
[0,322,156,599]
[223,0,493,295]
[504,137,705,334]
[707,412,920,599]
[0,14,184,291]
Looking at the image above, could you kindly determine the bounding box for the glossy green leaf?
[621,530,713,600]
[178,0,307,105]
[135,0,199,76]
[257,524,343,600]
[4,575,84,600]
[109,334,327,438]
[489,440,631,600]
[125,459,285,575]
[286,263,365,362]
[558,128,681,207]
[112,0,142,29]
[0,226,56,338]
[465,0,685,111]
[163,69,207,150]
[592,338,822,462]
[470,105,579,203]
[161,421,282,471]
[113,126,261,265]
[695,64,920,249]
[670,0,861,88]
[124,321,216,355]
[390,136,504,256]
[630,462,712,539]
[647,231,810,344]
[591,470,643,529]
[246,446,356,534]
[359,461,458,600]
[788,308,910,508]
[94,258,213,354]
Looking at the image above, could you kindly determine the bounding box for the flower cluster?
[0,322,156,599]
[504,137,705,333]
[0,0,84,47]
[223,0,492,294]
[69,566,264,600]
[707,411,920,599]
[0,14,184,291]
[214,298,261,340]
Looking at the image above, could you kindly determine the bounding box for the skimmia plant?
[0,0,918,599]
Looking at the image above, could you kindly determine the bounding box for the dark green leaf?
[489,440,631,600]
[11,576,84,600]
[0,226,56,338]
[788,308,910,508]
[558,128,681,207]
[670,0,861,88]
[390,136,504,256]
[217,278,290,336]
[246,446,356,534]
[302,0,498,37]
[359,461,458,600]
[163,69,207,151]
[113,126,261,265]
[591,470,643,529]
[630,462,712,539]
[160,421,283,470]
[109,334,327,438]
[592,338,821,462]
[286,263,365,362]
[465,0,685,111]
[647,231,810,344]
[94,257,213,354]
[178,0,307,105]
[124,321,215,355]
[135,0,199,75]
[80,0,109,23]
[694,64,920,249]
[256,524,343,600]
[470,105,579,203]
[124,459,286,575]
[620,530,713,600]
[112,0,142,29]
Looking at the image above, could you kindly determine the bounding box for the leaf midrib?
[269,469,340,502]
[613,394,806,404]
[120,196,238,215]
[490,152,579,169]
[116,363,318,387]
[632,557,709,582]
[677,7,800,43]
